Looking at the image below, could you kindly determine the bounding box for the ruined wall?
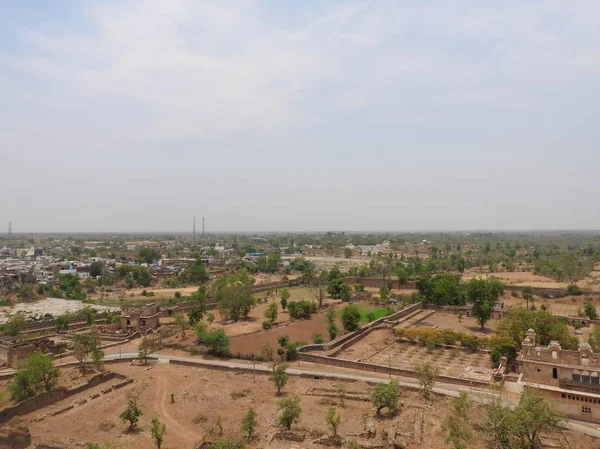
[0,371,123,423]
[298,353,489,387]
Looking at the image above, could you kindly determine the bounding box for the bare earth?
[10,363,595,449]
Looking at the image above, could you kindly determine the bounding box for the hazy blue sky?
[1,1,600,233]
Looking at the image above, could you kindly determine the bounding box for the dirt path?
[153,370,200,447]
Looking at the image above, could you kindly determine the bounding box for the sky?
[1,0,600,233]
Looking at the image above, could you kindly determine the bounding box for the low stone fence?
[299,302,424,354]
[0,371,125,423]
[298,353,489,388]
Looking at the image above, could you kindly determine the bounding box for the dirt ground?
[335,329,495,382]
[416,311,499,335]
[10,363,596,449]
[229,306,345,356]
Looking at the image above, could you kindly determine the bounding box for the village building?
[520,328,600,423]
[119,303,161,332]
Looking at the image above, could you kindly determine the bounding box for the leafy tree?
[137,246,160,264]
[311,270,329,307]
[150,417,167,449]
[241,406,258,440]
[280,288,290,311]
[497,308,578,349]
[197,327,230,356]
[341,305,361,332]
[81,306,97,325]
[442,393,472,449]
[272,363,289,395]
[464,278,504,329]
[174,312,187,338]
[379,285,390,301]
[264,302,278,322]
[219,284,255,321]
[9,352,60,402]
[513,388,565,448]
[188,303,207,325]
[182,263,209,285]
[207,313,215,327]
[328,278,351,301]
[417,274,464,306]
[522,286,534,309]
[4,314,27,336]
[584,302,598,320]
[138,336,155,364]
[132,267,152,287]
[489,335,518,364]
[120,395,143,431]
[415,362,439,399]
[56,313,71,332]
[90,261,104,278]
[71,332,104,372]
[19,283,36,299]
[371,380,400,415]
[396,268,408,286]
[325,407,341,437]
[327,307,338,341]
[277,394,302,430]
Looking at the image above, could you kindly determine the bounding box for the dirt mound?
[0,423,31,449]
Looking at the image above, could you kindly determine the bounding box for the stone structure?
[520,328,600,423]
[0,337,68,369]
[120,303,160,332]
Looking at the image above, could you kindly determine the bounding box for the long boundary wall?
[0,371,126,423]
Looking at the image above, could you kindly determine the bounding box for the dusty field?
[229,307,344,356]
[463,270,568,288]
[7,363,594,449]
[415,312,499,335]
[335,329,495,382]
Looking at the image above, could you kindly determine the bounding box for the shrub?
[567,284,583,296]
[341,305,361,332]
[313,334,325,344]
[288,300,317,319]
[366,312,376,322]
[262,320,273,330]
[425,340,436,353]
[277,394,302,430]
[371,380,400,415]
[197,327,230,356]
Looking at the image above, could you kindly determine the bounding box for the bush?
[262,320,273,330]
[197,327,230,356]
[341,305,361,332]
[371,380,400,415]
[425,340,436,353]
[366,312,376,322]
[573,321,584,330]
[313,334,324,344]
[567,284,583,296]
[288,300,317,320]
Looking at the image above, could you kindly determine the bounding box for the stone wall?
[298,353,489,388]
[299,302,424,354]
[0,371,123,423]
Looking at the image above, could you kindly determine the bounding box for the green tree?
[341,305,361,332]
[219,284,255,321]
[137,246,160,264]
[90,261,104,278]
[464,278,504,329]
[264,302,278,322]
[4,314,28,336]
[133,267,152,287]
[9,352,60,402]
[174,312,187,338]
[396,268,408,286]
[327,307,338,340]
[182,263,209,285]
[272,363,289,395]
[120,395,143,431]
[328,278,351,301]
[150,417,167,449]
[19,283,36,299]
[584,302,598,320]
[522,286,534,309]
[415,362,439,399]
[371,380,400,415]
[56,313,71,332]
[325,407,341,437]
[513,388,565,448]
[277,394,302,430]
[442,393,472,449]
[241,406,258,440]
[280,288,290,311]
[197,327,230,356]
